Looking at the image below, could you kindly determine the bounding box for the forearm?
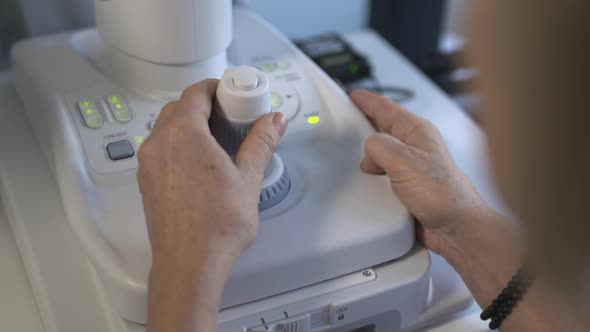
[146,252,236,332]
[441,206,585,331]
[442,206,524,307]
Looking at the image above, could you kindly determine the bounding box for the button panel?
[70,57,321,175]
[106,95,133,123]
[106,140,135,161]
[77,99,104,129]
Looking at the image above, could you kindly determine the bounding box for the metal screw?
[362,270,373,277]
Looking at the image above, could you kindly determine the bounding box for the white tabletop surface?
[0,30,490,331]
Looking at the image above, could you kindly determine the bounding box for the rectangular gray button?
[107,140,135,161]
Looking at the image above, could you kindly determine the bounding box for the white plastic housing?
[94,0,233,65]
[93,0,232,98]
[5,7,493,329]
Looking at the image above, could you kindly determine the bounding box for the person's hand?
[351,90,486,255]
[137,79,288,269]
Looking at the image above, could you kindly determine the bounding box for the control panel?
[68,58,324,176]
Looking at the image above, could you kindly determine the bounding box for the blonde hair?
[472,1,590,286]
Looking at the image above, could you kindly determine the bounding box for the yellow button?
[307,116,320,124]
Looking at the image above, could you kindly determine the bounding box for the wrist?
[436,201,493,266]
[436,203,527,307]
[151,248,239,287]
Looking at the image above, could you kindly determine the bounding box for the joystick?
[211,66,291,211]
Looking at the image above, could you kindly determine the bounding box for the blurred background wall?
[242,0,369,39]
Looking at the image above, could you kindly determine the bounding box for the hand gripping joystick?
[211,66,291,211]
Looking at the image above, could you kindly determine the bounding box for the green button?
[108,95,122,103]
[134,136,145,145]
[271,93,283,110]
[107,97,133,123]
[78,99,95,109]
[260,63,275,73]
[78,102,104,129]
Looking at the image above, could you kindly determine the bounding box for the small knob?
[211,66,271,155]
[233,71,260,91]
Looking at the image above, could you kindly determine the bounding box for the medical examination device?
[7,0,474,331]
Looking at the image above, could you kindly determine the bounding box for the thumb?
[236,112,288,184]
[361,133,409,175]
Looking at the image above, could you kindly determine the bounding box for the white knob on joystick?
[211,66,291,211]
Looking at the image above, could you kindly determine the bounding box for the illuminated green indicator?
[109,100,132,123]
[348,63,359,74]
[260,63,275,73]
[271,93,282,110]
[134,136,145,145]
[79,104,103,128]
[109,95,121,103]
[307,116,320,124]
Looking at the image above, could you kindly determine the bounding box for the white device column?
[94,0,232,98]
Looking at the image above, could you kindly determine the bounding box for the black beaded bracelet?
[480,266,534,330]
